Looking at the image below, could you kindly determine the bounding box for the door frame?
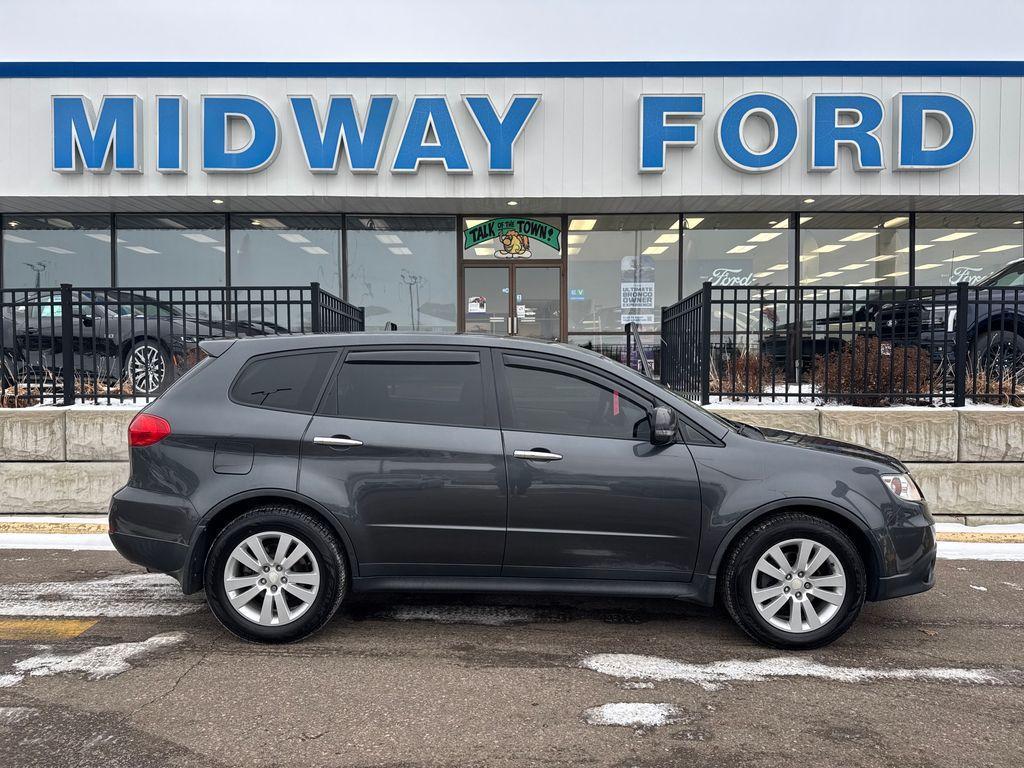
[457,214,569,340]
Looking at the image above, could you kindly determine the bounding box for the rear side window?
[325,350,487,428]
[231,351,337,412]
[502,359,651,440]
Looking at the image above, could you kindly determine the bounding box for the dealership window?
[3,214,112,289]
[346,216,456,331]
[567,214,678,334]
[681,213,794,296]
[914,213,1024,286]
[799,213,910,286]
[116,214,226,286]
[231,215,343,296]
[462,215,562,260]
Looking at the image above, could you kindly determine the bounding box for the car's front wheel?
[721,512,866,649]
[204,505,348,643]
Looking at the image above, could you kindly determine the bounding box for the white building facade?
[2,58,1024,348]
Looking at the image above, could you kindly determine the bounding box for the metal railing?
[0,282,364,406]
[661,282,1024,406]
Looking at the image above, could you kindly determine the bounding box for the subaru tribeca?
[108,334,936,649]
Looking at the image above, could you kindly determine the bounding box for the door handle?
[513,449,562,462]
[313,436,364,447]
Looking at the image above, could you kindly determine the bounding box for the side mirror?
[651,406,678,445]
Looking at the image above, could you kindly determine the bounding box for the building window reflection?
[915,213,1023,286]
[347,216,456,331]
[799,213,910,286]
[681,213,794,296]
[3,214,112,289]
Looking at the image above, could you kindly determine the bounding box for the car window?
[989,264,1024,287]
[502,360,651,440]
[231,351,337,412]
[326,350,487,428]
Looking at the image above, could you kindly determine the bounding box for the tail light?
[128,413,171,447]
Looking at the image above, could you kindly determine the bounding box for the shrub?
[812,337,938,406]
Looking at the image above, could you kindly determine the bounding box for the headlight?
[881,473,924,502]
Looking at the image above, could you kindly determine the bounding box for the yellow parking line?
[936,532,1024,544]
[0,521,107,534]
[0,618,97,641]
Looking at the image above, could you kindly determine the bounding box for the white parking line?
[581,653,1005,690]
[0,573,203,617]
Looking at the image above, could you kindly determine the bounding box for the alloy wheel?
[128,343,166,394]
[223,531,321,627]
[749,537,847,633]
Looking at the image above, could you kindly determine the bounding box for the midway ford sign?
[51,91,975,176]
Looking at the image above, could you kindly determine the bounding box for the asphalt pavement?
[0,548,1021,768]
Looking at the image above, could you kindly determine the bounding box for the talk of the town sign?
[50,92,975,176]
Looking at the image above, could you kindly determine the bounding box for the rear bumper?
[109,530,189,588]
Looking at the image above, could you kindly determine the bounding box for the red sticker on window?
[613,391,620,416]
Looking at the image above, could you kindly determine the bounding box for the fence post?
[953,281,969,407]
[700,281,712,405]
[624,322,634,368]
[60,283,75,406]
[309,282,322,334]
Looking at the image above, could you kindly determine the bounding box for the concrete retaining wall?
[0,404,1021,523]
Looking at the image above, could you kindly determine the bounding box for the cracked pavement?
[0,549,1022,767]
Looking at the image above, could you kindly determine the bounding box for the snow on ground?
[580,654,1002,691]
[583,702,680,727]
[0,632,186,689]
[937,542,1024,561]
[0,573,203,618]
[935,522,1024,534]
[0,533,114,550]
[0,706,37,724]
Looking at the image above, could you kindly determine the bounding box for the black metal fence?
[661,282,1024,406]
[0,283,364,406]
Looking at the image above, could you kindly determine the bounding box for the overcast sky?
[3,0,1023,62]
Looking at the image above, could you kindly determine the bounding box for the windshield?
[985,262,1024,287]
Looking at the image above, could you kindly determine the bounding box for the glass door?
[512,266,561,339]
[462,265,562,339]
[464,266,511,335]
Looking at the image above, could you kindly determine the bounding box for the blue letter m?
[53,96,141,173]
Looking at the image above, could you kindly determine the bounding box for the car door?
[494,351,702,581]
[298,346,508,578]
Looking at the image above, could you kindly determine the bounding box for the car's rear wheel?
[204,505,348,643]
[721,512,866,649]
[973,329,1024,375]
[123,339,171,395]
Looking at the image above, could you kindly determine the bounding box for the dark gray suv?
[109,334,936,649]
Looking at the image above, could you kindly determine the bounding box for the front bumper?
[873,519,937,601]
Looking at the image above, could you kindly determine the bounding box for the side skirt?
[350,574,718,606]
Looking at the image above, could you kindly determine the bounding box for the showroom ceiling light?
[802,277,821,283]
[464,219,486,228]
[278,233,311,244]
[897,244,931,253]
[569,218,596,231]
[885,270,910,278]
[643,246,668,255]
[799,253,817,262]
[861,277,886,283]
[727,245,756,254]
[182,233,219,243]
[839,263,868,270]
[683,217,704,229]
[867,254,896,262]
[124,245,160,254]
[916,263,942,269]
[803,198,815,203]
[932,231,976,242]
[390,247,412,255]
[766,263,788,271]
[753,271,773,278]
[813,244,845,253]
[506,200,518,206]
[816,271,843,278]
[212,199,224,205]
[748,232,782,243]
[883,216,909,228]
[38,246,74,255]
[567,234,587,244]
[655,233,679,244]
[944,254,979,262]
[4,234,33,243]
[376,234,403,244]
[981,244,1021,252]
[302,246,329,256]
[772,219,789,229]
[840,232,878,242]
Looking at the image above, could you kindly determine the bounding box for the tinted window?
[231,351,336,412]
[330,351,487,427]
[503,361,650,440]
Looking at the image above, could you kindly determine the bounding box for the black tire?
[973,329,1024,372]
[204,504,348,643]
[720,512,866,650]
[123,339,172,396]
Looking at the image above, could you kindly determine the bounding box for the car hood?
[754,426,907,472]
